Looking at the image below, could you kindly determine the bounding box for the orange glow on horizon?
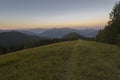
[0,18,108,30]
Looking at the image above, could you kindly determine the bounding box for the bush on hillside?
[116,35,120,46]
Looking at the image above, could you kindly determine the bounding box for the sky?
[0,0,119,30]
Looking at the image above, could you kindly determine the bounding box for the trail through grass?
[0,40,120,80]
[64,41,81,80]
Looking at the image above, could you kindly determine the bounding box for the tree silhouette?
[96,1,120,44]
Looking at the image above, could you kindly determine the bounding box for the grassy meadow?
[0,40,120,80]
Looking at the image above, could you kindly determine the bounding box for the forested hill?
[0,31,39,46]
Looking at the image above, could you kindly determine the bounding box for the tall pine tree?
[96,1,120,44]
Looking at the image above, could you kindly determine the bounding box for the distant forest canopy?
[96,1,120,46]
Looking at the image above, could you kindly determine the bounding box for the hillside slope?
[0,40,120,80]
[0,31,39,45]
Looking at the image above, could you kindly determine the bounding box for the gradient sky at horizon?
[0,0,119,29]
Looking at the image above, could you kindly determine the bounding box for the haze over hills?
[0,28,48,36]
[0,28,99,38]
[17,28,49,35]
[39,28,99,38]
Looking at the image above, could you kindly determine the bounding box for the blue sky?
[0,0,119,29]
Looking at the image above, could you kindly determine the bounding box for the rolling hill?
[0,31,39,46]
[62,32,87,40]
[0,40,120,80]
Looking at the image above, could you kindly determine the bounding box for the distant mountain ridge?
[0,28,48,36]
[39,28,99,38]
[0,28,99,38]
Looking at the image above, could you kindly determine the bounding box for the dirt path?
[64,41,80,80]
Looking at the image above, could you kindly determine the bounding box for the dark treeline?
[96,1,120,46]
[0,37,90,55]
[0,38,61,54]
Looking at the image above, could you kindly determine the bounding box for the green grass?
[0,40,120,80]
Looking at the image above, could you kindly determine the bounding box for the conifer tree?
[96,1,120,44]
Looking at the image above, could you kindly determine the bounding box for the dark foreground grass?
[0,40,120,80]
